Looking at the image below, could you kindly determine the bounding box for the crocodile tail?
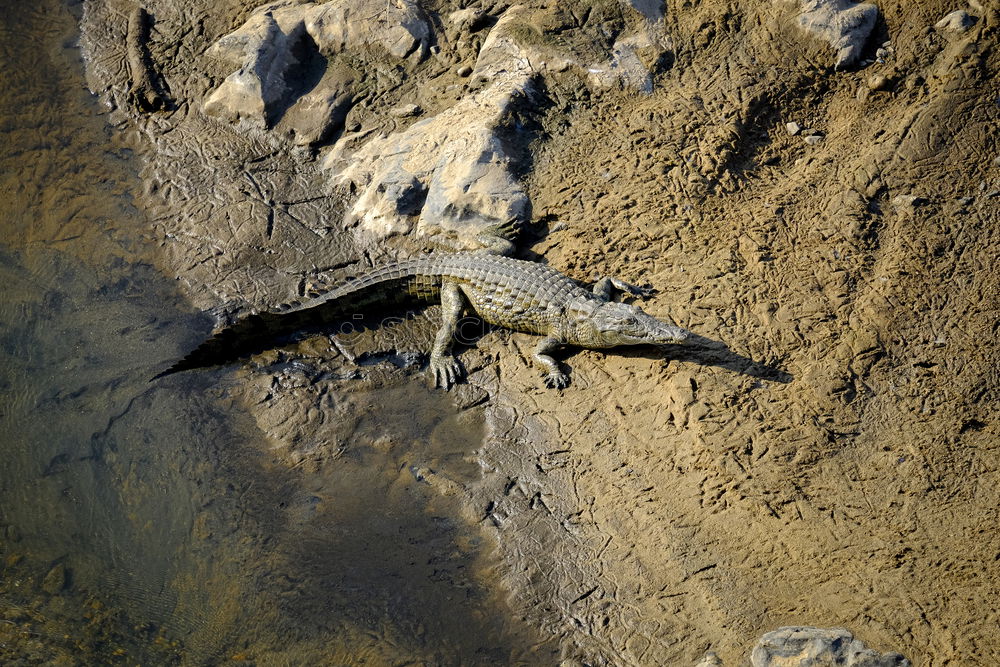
[151,306,333,380]
[152,258,442,380]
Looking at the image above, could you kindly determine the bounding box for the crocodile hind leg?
[592,276,655,301]
[429,281,466,389]
[533,336,569,389]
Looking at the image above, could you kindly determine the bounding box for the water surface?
[0,2,549,662]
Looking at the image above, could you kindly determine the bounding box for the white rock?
[891,194,926,208]
[934,10,977,34]
[804,134,824,145]
[751,627,909,667]
[694,651,724,667]
[796,0,879,70]
[786,121,802,135]
[391,103,422,117]
[203,12,306,127]
[447,7,486,31]
[324,9,540,241]
[203,0,432,127]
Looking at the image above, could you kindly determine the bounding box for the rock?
[278,62,357,145]
[302,0,430,59]
[624,0,665,22]
[41,563,66,594]
[447,7,488,34]
[391,103,422,118]
[324,8,545,242]
[867,73,888,91]
[695,651,724,666]
[750,627,909,666]
[456,65,473,77]
[203,12,307,127]
[934,10,977,34]
[602,32,657,94]
[892,194,927,208]
[204,0,432,128]
[786,121,802,135]
[796,0,879,70]
[804,134,824,145]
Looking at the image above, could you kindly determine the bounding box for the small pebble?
[892,194,926,208]
[876,47,889,59]
[390,103,421,118]
[785,121,802,136]
[868,74,889,91]
[804,134,824,145]
[456,65,473,77]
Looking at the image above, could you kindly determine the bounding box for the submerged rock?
[750,627,909,667]
[795,0,879,70]
[40,563,67,595]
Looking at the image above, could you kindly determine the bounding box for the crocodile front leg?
[592,276,654,301]
[534,336,569,389]
[429,281,465,389]
[474,217,520,256]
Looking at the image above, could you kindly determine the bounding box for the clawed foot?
[430,356,464,390]
[624,283,655,299]
[593,277,656,301]
[544,370,570,389]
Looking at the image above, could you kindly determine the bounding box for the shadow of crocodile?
[606,332,793,384]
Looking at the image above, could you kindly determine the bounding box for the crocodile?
[157,252,690,388]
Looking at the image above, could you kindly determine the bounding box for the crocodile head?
[578,301,689,348]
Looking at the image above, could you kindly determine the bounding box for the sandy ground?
[32,0,1000,663]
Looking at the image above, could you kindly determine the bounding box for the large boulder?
[203,0,431,132]
[324,8,542,241]
[795,0,878,70]
[203,11,307,127]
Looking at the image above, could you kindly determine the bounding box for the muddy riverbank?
[2,0,997,664]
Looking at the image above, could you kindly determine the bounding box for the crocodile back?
[426,253,594,333]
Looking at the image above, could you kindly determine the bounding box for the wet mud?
[4,0,999,665]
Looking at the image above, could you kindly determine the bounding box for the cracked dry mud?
[44,0,1000,663]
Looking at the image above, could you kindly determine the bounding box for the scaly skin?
[157,252,690,388]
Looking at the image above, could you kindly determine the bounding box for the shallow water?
[0,2,547,663]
